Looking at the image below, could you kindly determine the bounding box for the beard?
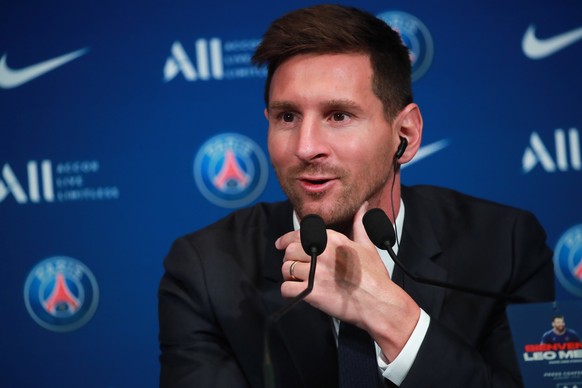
[273,160,392,234]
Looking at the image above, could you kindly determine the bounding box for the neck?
[371,166,402,225]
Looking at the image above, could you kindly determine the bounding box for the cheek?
[345,143,385,169]
[348,144,392,184]
[342,132,386,154]
[267,134,287,167]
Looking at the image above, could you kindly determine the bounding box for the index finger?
[275,229,301,250]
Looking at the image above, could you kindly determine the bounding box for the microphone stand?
[263,247,318,388]
[270,247,318,322]
[263,213,326,388]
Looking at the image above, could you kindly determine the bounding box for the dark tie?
[338,321,381,387]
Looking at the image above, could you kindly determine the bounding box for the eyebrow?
[268,99,362,112]
[323,99,361,112]
[268,101,297,112]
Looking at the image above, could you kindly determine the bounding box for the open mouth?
[304,178,330,185]
[298,177,335,193]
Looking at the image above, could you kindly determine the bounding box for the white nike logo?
[0,48,88,89]
[522,24,582,60]
[403,139,449,169]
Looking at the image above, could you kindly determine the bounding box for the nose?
[294,118,329,162]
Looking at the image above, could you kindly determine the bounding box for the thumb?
[352,201,373,245]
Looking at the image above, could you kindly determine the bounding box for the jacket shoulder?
[403,185,529,219]
[183,200,292,241]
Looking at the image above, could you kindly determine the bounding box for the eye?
[331,112,349,122]
[282,112,295,122]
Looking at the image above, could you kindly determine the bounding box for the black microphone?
[264,214,327,387]
[300,214,328,257]
[362,208,529,303]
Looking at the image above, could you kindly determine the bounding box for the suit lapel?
[396,187,447,318]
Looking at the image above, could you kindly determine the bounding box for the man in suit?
[541,315,581,344]
[158,5,554,387]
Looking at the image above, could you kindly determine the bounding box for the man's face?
[553,318,566,333]
[266,53,397,228]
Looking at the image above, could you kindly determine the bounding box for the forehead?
[273,52,372,78]
[269,53,376,104]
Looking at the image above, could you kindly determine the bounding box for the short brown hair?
[252,4,413,120]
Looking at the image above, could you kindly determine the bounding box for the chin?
[315,207,357,232]
[290,191,356,224]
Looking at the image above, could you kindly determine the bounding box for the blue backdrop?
[1,1,581,386]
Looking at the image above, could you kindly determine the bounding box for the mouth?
[298,176,336,193]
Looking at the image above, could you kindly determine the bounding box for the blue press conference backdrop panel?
[1,1,580,386]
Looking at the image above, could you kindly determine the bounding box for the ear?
[393,103,423,164]
[264,108,269,120]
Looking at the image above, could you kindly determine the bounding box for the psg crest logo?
[23,256,99,332]
[554,224,582,298]
[194,133,268,208]
[376,10,434,82]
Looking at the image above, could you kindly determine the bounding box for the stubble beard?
[274,163,392,234]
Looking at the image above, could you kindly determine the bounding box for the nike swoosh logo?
[522,24,582,60]
[403,139,449,169]
[0,48,88,89]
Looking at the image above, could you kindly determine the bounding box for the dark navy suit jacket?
[158,185,554,387]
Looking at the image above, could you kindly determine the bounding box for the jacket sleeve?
[158,236,251,388]
[400,210,555,387]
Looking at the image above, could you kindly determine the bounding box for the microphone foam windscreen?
[300,214,327,255]
[362,208,396,248]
